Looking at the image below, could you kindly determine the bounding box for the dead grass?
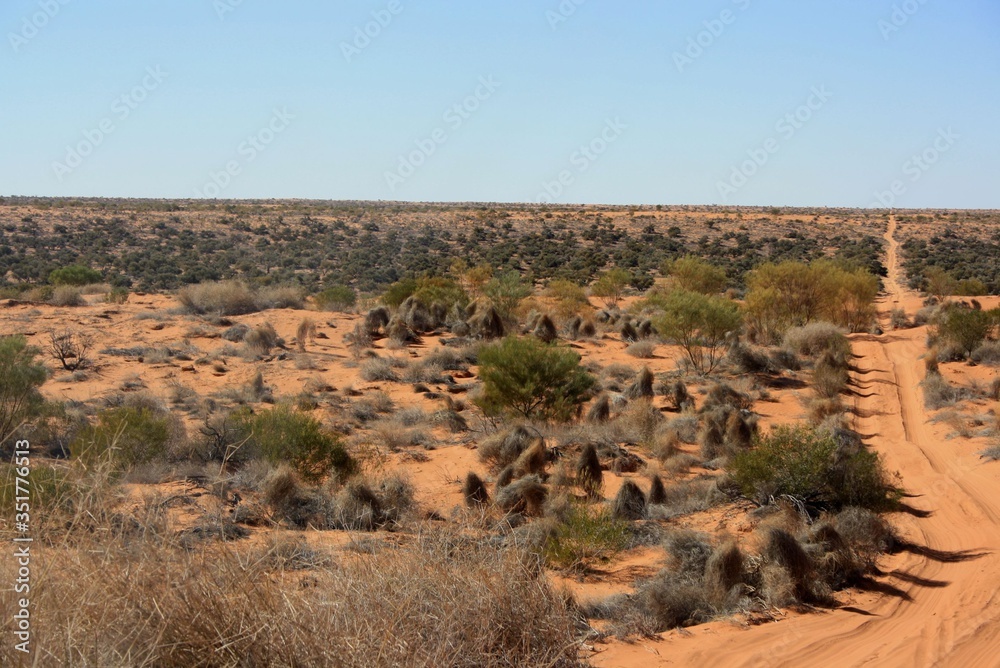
[0,531,580,667]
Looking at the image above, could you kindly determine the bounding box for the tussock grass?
[0,532,580,667]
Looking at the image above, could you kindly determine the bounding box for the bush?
[49,330,93,371]
[0,336,47,449]
[543,503,630,568]
[314,284,357,311]
[475,336,596,421]
[233,406,354,483]
[71,407,171,469]
[730,425,897,511]
[49,264,102,286]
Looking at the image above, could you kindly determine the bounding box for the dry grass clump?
[0,532,579,667]
[624,367,655,400]
[612,480,647,520]
[360,357,399,382]
[479,425,539,472]
[920,371,962,410]
[50,285,86,307]
[462,472,490,507]
[244,323,283,357]
[783,322,849,358]
[178,280,259,316]
[626,340,656,359]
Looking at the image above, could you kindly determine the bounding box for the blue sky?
[2,0,998,207]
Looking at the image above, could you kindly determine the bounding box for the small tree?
[654,290,741,374]
[483,271,532,321]
[665,256,728,295]
[591,268,630,309]
[475,336,596,421]
[937,306,993,358]
[0,336,47,448]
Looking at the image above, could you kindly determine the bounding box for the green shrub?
[382,278,418,308]
[70,407,170,469]
[664,256,727,295]
[483,271,532,320]
[546,279,591,317]
[0,336,47,449]
[543,503,630,568]
[475,336,596,421]
[49,265,102,286]
[314,284,356,311]
[234,405,353,483]
[730,425,897,511]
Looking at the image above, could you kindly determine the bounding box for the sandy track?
[594,216,1000,667]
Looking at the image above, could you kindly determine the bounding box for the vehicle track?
[596,214,1000,668]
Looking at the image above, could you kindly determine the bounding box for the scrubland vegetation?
[0,200,997,665]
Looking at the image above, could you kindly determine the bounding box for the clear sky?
[2,0,998,208]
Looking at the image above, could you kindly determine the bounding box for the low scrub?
[543,503,630,569]
[232,406,354,483]
[730,425,898,512]
[70,406,172,470]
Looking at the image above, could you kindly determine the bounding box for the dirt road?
[594,215,1000,667]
